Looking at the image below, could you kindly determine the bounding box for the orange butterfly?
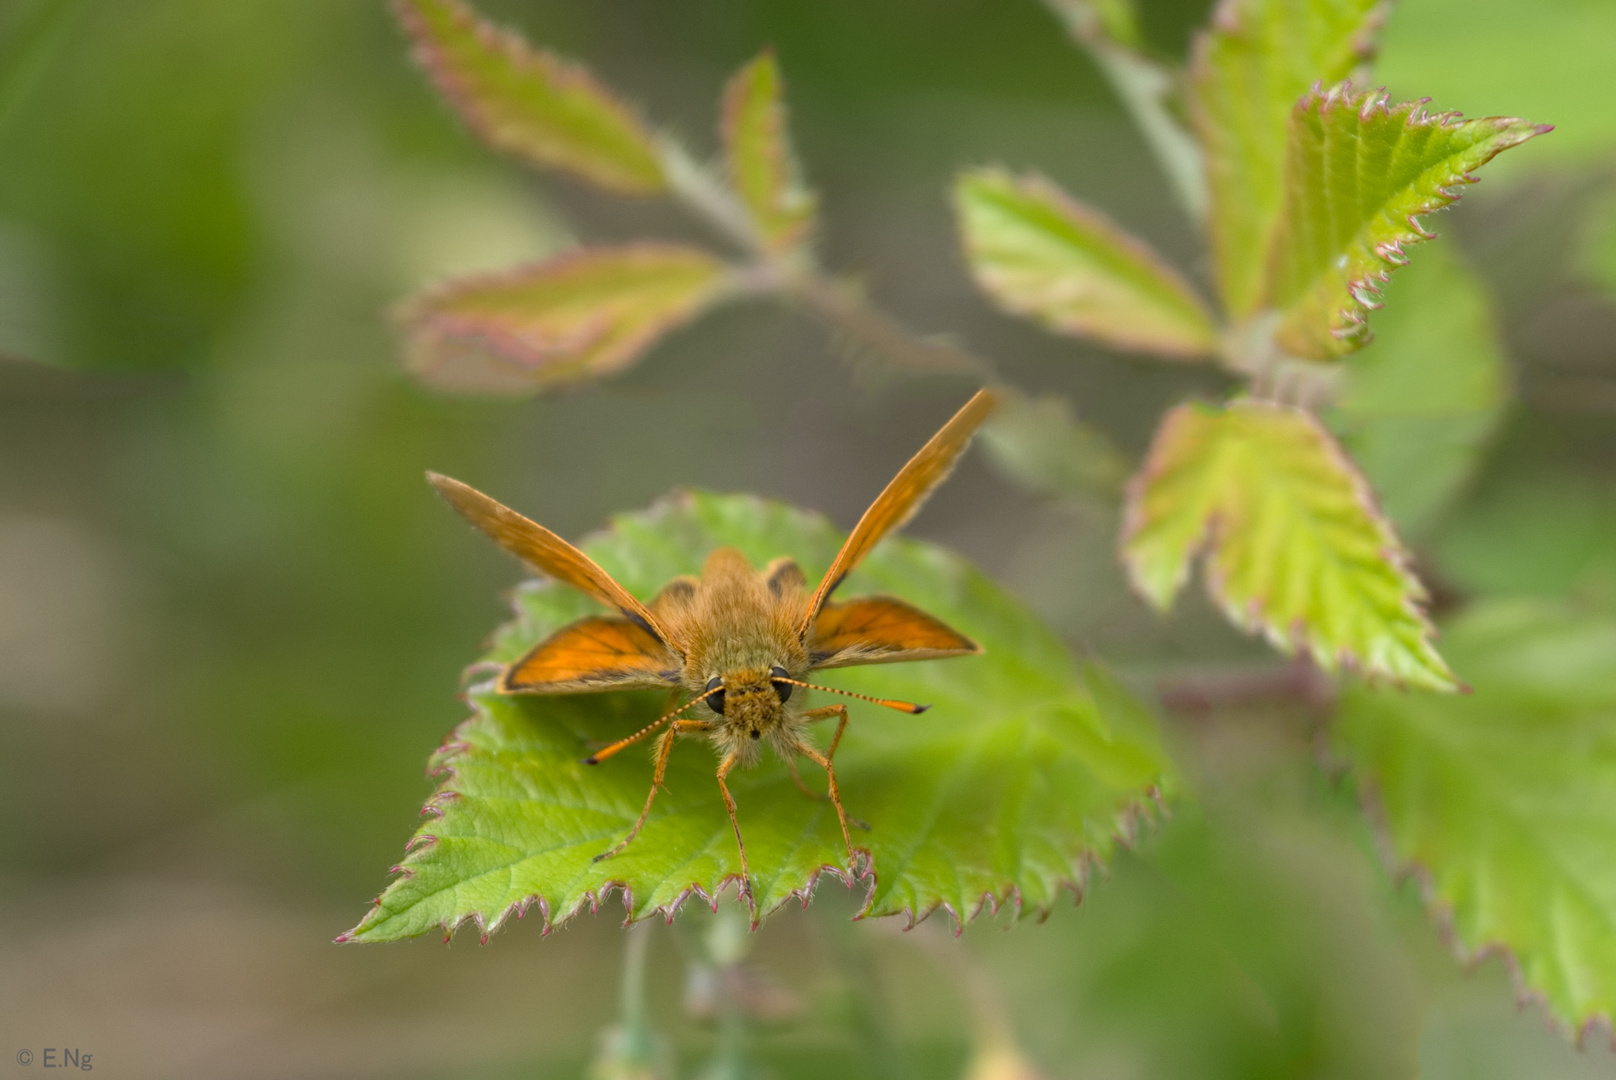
[429,388,998,893]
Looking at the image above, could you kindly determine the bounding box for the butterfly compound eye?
[705,676,726,715]
[769,665,792,703]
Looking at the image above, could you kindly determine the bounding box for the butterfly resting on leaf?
[428,389,998,897]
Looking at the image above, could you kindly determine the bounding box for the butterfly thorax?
[654,547,814,766]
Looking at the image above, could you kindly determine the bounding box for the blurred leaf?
[1123,398,1457,690]
[1267,85,1547,359]
[1436,471,1616,612]
[721,51,816,254]
[343,492,1171,941]
[1331,243,1510,538]
[1190,0,1386,316]
[1378,0,1616,178]
[394,0,665,194]
[397,244,733,395]
[1335,600,1616,1035]
[956,169,1218,359]
[979,392,1131,500]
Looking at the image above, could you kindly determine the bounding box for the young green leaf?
[394,0,665,194]
[398,244,733,395]
[342,492,1171,941]
[720,52,816,254]
[1122,398,1457,690]
[1190,0,1387,315]
[1335,601,1616,1035]
[956,170,1219,359]
[1330,243,1509,538]
[1267,85,1548,359]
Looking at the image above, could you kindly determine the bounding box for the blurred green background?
[0,0,1613,1077]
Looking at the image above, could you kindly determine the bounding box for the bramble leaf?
[1267,85,1547,359]
[1335,601,1616,1035]
[721,52,816,254]
[1190,0,1386,316]
[342,492,1171,941]
[394,0,665,194]
[1122,398,1457,690]
[397,244,733,395]
[956,170,1219,359]
[1331,243,1508,537]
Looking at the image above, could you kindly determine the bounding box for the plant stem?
[1043,0,1208,224]
[781,270,998,381]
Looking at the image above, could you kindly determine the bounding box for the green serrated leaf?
[1122,398,1457,690]
[720,51,816,254]
[1190,0,1387,315]
[343,492,1171,942]
[397,244,732,395]
[1267,85,1548,359]
[1330,243,1510,538]
[979,392,1131,501]
[956,169,1219,359]
[394,0,665,194]
[1335,600,1616,1034]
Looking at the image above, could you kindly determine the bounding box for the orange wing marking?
[504,616,682,693]
[809,596,980,669]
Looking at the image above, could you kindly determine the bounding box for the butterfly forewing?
[809,596,980,669]
[798,389,999,639]
[428,472,679,649]
[504,616,683,693]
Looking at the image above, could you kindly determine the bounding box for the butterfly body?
[429,389,999,900]
[655,548,813,768]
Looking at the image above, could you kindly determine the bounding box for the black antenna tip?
[912,703,931,714]
[582,755,600,765]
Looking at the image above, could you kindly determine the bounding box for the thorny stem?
[1043,0,1208,224]
[780,270,998,381]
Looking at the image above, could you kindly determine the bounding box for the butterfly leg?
[795,704,859,865]
[788,707,870,830]
[714,750,753,901]
[595,719,711,863]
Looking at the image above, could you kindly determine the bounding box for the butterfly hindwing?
[503,616,682,693]
[798,389,999,638]
[809,595,980,669]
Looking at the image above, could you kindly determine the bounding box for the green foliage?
[394,0,666,193]
[397,244,734,395]
[1190,0,1386,316]
[1123,399,1456,690]
[721,52,816,254]
[955,169,1219,359]
[1335,601,1616,1033]
[1266,85,1547,359]
[1330,243,1509,537]
[344,492,1170,942]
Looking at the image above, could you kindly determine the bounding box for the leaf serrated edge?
[1121,400,1460,690]
[1273,83,1551,354]
[393,0,665,194]
[1329,751,1616,1048]
[955,168,1220,359]
[394,243,735,388]
[1187,0,1391,316]
[719,49,815,253]
[344,490,1172,942]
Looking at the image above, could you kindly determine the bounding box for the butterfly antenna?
[775,677,929,714]
[583,683,723,765]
